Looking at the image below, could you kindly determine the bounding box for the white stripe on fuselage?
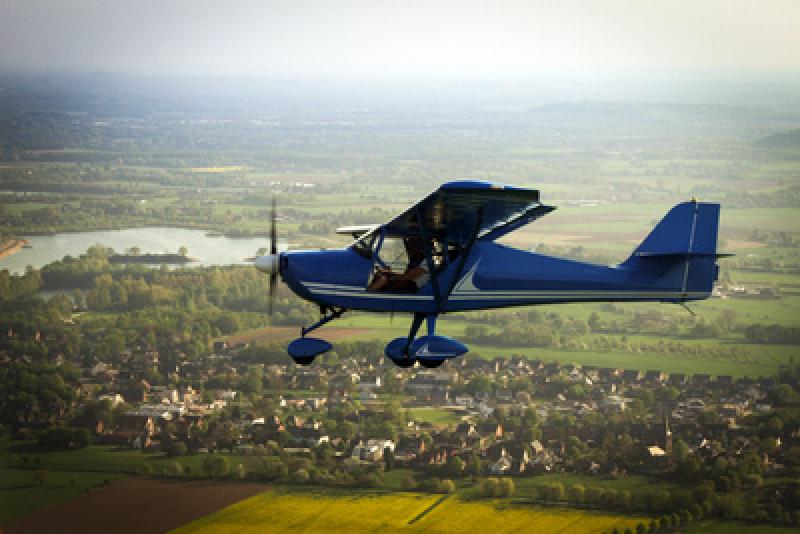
[301,281,707,302]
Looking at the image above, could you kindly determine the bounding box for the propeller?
[269,196,277,315]
[254,196,280,315]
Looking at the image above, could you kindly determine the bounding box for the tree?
[466,375,491,395]
[672,439,690,464]
[480,478,499,497]
[439,479,456,494]
[384,447,395,471]
[498,478,515,498]
[202,454,230,477]
[716,309,737,332]
[569,483,585,503]
[33,469,48,486]
[445,456,464,477]
[293,468,310,483]
[166,461,183,477]
[544,482,564,501]
[169,442,188,457]
[588,312,601,332]
[467,453,482,476]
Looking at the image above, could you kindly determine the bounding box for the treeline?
[465,324,556,348]
[744,324,800,345]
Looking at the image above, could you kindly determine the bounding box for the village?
[9,335,791,489]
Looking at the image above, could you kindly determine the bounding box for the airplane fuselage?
[280,240,714,314]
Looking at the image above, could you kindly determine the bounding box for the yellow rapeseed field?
[170,491,648,534]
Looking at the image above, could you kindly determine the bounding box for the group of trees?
[0,247,322,370]
[0,362,78,426]
[744,324,800,345]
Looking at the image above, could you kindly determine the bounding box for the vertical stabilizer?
[623,201,722,300]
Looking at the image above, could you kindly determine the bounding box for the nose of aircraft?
[254,253,280,274]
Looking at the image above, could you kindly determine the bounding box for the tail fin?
[623,201,724,300]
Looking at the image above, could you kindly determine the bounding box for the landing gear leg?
[395,313,424,368]
[288,307,346,365]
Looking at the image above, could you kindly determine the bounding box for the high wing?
[383,180,555,243]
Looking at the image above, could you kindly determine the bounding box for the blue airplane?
[255,180,727,368]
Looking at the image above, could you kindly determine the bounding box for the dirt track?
[2,478,269,534]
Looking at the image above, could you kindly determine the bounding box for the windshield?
[351,227,380,259]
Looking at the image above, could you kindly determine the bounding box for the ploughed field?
[1,478,270,534]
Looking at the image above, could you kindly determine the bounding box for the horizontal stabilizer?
[635,251,734,258]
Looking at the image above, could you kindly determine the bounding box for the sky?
[0,0,798,81]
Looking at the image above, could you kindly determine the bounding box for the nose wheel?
[287,308,346,365]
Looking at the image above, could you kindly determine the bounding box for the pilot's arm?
[402,266,427,280]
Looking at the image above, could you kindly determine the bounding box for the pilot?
[367,237,429,292]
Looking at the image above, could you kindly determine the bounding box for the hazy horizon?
[1,0,798,82]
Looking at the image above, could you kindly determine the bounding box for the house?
[489,455,512,474]
[622,369,643,383]
[291,426,330,448]
[405,370,454,402]
[645,446,669,469]
[692,374,711,386]
[496,389,513,402]
[477,422,503,439]
[716,375,734,387]
[598,367,620,381]
[645,370,667,383]
[668,373,687,386]
[600,395,627,413]
[116,414,156,449]
[98,393,125,406]
[516,391,532,403]
[687,398,705,411]
[351,439,395,462]
[456,422,476,437]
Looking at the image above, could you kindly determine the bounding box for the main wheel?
[389,356,416,368]
[290,355,315,366]
[418,358,445,368]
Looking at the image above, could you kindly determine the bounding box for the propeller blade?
[268,196,277,315]
[269,272,276,316]
[270,196,277,256]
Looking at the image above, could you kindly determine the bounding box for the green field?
[0,467,127,523]
[171,490,647,534]
[684,520,799,533]
[512,473,679,496]
[0,445,277,523]
[409,407,465,426]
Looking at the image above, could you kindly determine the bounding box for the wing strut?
[416,206,442,309]
[438,210,483,312]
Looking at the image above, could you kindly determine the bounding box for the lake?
[0,227,287,275]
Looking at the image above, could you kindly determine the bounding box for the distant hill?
[757,129,800,148]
